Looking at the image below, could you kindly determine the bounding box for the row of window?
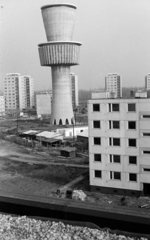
[93,120,136,129]
[93,103,136,112]
[94,154,137,164]
[93,137,137,147]
[94,170,137,181]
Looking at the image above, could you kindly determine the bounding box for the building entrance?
[143,183,150,196]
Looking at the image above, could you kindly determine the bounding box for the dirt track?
[0,139,87,197]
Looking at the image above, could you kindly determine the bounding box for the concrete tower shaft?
[51,66,72,125]
[41,4,76,42]
[38,4,82,125]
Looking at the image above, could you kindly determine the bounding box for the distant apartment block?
[70,73,79,109]
[88,96,150,196]
[36,93,52,116]
[145,74,150,90]
[105,73,122,98]
[4,73,34,111]
[0,96,5,115]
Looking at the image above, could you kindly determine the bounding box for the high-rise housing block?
[88,97,150,196]
[38,4,82,125]
[145,74,150,90]
[4,73,34,111]
[105,73,122,98]
[70,73,79,109]
[0,96,5,115]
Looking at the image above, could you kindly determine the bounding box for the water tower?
[38,4,82,125]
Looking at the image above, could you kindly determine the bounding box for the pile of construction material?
[0,214,147,240]
[72,189,87,201]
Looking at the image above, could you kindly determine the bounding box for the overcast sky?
[1,0,150,91]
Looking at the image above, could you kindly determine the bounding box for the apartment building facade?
[145,74,150,90]
[70,73,79,109]
[36,93,51,116]
[4,73,34,111]
[105,73,122,98]
[88,97,150,196]
[0,96,5,115]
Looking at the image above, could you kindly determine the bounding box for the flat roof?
[41,4,76,10]
[38,41,82,47]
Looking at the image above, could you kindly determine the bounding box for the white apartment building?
[145,74,150,90]
[0,96,5,115]
[23,75,34,108]
[88,97,150,197]
[4,73,34,111]
[70,73,79,109]
[105,73,122,98]
[36,93,51,116]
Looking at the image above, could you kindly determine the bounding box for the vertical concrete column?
[51,66,73,125]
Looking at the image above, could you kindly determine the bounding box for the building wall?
[0,96,5,115]
[105,73,122,98]
[56,126,88,138]
[88,98,150,195]
[4,73,34,111]
[145,74,150,90]
[36,94,51,116]
[70,73,79,108]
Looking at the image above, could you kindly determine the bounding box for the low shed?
[60,147,76,158]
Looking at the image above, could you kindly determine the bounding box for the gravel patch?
[0,214,147,240]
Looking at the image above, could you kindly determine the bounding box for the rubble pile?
[0,214,147,240]
[72,189,87,201]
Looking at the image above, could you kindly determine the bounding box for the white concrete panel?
[51,66,73,125]
[41,4,76,41]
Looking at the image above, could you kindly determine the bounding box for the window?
[143,115,150,118]
[129,156,137,164]
[108,103,119,112]
[109,138,120,146]
[129,173,137,182]
[113,138,120,146]
[114,155,121,163]
[93,120,100,128]
[94,154,101,162]
[143,133,150,137]
[110,171,121,180]
[94,137,101,145]
[109,155,121,163]
[112,104,119,112]
[128,139,136,147]
[113,121,120,129]
[128,121,136,130]
[143,168,150,172]
[95,170,101,178]
[128,103,136,112]
[93,104,100,112]
[143,151,150,154]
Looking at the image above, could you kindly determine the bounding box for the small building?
[36,131,63,147]
[77,129,88,144]
[56,126,88,139]
[60,147,76,158]
[92,90,110,99]
[20,130,39,140]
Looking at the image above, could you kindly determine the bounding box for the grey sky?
[1,0,150,91]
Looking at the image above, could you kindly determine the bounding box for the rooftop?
[41,4,77,10]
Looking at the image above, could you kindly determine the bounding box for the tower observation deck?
[38,4,82,125]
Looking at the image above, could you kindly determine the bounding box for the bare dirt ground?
[0,136,88,197]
